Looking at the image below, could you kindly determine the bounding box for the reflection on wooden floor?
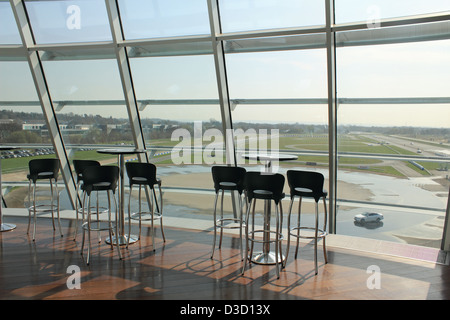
[0,216,449,300]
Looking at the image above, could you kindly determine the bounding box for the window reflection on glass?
[118,0,210,39]
[219,0,325,33]
[24,0,112,44]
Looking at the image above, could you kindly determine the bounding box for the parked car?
[354,212,384,223]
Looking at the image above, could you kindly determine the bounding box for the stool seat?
[27,171,56,180]
[254,189,286,200]
[219,181,238,191]
[129,176,161,186]
[292,187,327,200]
[82,181,113,192]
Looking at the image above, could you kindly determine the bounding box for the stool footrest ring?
[130,211,162,221]
[248,229,284,244]
[289,226,327,239]
[215,217,244,229]
[82,221,115,232]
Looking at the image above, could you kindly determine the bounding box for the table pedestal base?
[251,251,284,265]
[106,234,138,246]
[0,223,16,232]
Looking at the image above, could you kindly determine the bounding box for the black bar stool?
[80,165,122,265]
[125,162,165,251]
[210,166,246,260]
[27,158,63,241]
[285,170,328,275]
[242,171,285,279]
[72,160,103,241]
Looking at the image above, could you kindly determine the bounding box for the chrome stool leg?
[285,195,328,275]
[156,183,165,242]
[211,189,244,260]
[73,181,81,241]
[210,192,219,259]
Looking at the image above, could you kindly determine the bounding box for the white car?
[354,212,384,223]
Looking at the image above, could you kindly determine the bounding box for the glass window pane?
[335,0,450,24]
[0,61,45,145]
[41,56,128,147]
[118,0,210,39]
[225,48,328,171]
[338,40,450,99]
[130,55,219,101]
[0,61,47,209]
[24,0,112,44]
[336,39,450,248]
[129,54,222,219]
[129,54,221,158]
[226,49,327,99]
[0,2,21,44]
[219,0,325,33]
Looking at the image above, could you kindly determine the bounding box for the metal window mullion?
[326,0,337,234]
[207,0,236,166]
[9,0,77,209]
[105,0,146,160]
[208,0,242,220]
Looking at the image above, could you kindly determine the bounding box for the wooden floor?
[1,215,450,302]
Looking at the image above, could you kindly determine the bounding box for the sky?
[0,0,449,128]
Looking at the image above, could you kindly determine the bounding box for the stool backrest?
[125,162,157,185]
[28,158,60,182]
[244,171,285,203]
[287,170,325,202]
[73,160,101,181]
[211,166,246,194]
[82,165,119,195]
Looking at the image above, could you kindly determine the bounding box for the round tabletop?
[97,148,147,155]
[241,153,297,162]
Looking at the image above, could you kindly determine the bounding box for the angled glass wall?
[0,0,449,249]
